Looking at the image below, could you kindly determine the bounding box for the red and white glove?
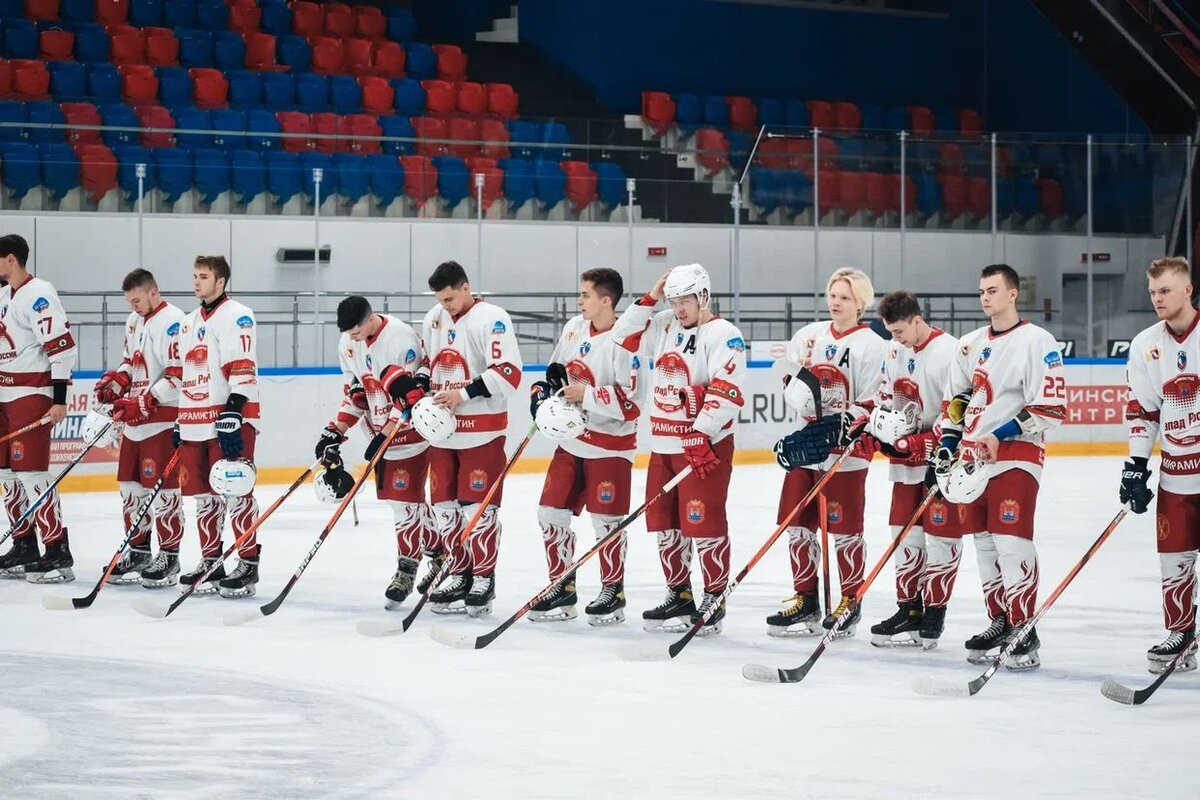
[678,385,706,418]
[345,379,369,412]
[852,433,880,459]
[112,393,158,425]
[95,370,131,404]
[681,433,720,480]
[890,430,937,464]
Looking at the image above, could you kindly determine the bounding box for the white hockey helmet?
[313,465,355,504]
[937,449,989,505]
[209,458,257,498]
[779,362,819,419]
[866,402,919,446]
[81,404,121,449]
[411,396,455,444]
[664,263,711,309]
[535,394,586,441]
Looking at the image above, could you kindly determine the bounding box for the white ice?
[0,456,1195,799]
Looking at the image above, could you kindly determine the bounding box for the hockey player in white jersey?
[174,256,262,598]
[94,268,186,588]
[420,261,522,617]
[934,263,1067,670]
[768,268,886,638]
[0,234,78,582]
[863,290,962,649]
[1122,255,1199,674]
[312,295,432,610]
[528,267,645,625]
[611,263,747,635]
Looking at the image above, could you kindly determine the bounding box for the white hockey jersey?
[420,299,522,451]
[787,321,887,472]
[177,296,260,442]
[0,276,77,403]
[941,320,1067,480]
[1126,313,1200,494]
[877,328,959,484]
[612,297,746,455]
[115,301,185,442]
[547,314,646,463]
[335,314,429,461]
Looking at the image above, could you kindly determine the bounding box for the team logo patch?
[631,356,640,370]
[580,342,592,356]
[178,465,189,488]
[491,321,507,335]
[929,502,947,527]
[675,332,684,347]
[32,297,49,312]
[469,469,487,492]
[166,322,180,336]
[596,481,615,504]
[826,501,842,525]
[1044,350,1063,368]
[447,330,456,344]
[392,469,410,491]
[686,499,705,524]
[999,499,1020,524]
[404,348,417,365]
[727,336,745,352]
[364,354,373,370]
[236,315,254,329]
[1147,346,1161,361]
[824,344,838,361]
[1178,351,1188,371]
[906,357,916,374]
[11,441,23,461]
[142,457,156,479]
[978,346,992,365]
[196,326,206,341]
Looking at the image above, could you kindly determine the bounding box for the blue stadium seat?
[164,0,196,28]
[366,153,402,207]
[914,173,941,217]
[933,107,957,133]
[265,150,301,203]
[702,95,729,127]
[508,120,537,160]
[962,143,987,177]
[230,149,264,204]
[592,161,626,209]
[100,103,139,148]
[173,107,211,150]
[431,155,468,207]
[533,159,565,207]
[131,0,164,27]
[226,70,261,110]
[155,148,194,202]
[179,29,214,68]
[0,102,24,143]
[295,73,329,113]
[156,66,193,108]
[1016,177,1040,217]
[405,42,435,81]
[195,1,229,30]
[39,143,80,200]
[390,78,424,117]
[539,122,570,161]
[3,20,39,60]
[386,8,415,43]
[757,98,783,128]
[72,22,109,63]
[784,100,810,129]
[246,108,281,150]
[726,130,751,173]
[499,158,533,207]
[1,142,40,199]
[749,168,780,213]
[836,137,865,170]
[62,0,96,22]
[25,101,65,144]
[276,34,311,72]
[192,148,229,203]
[995,177,1016,219]
[300,152,335,200]
[86,64,121,102]
[48,61,87,100]
[784,170,814,214]
[261,2,292,35]
[329,75,361,114]
[210,109,246,150]
[115,145,155,195]
[261,72,295,110]
[379,115,414,155]
[213,31,246,71]
[911,141,939,172]
[335,153,369,202]
[674,94,701,131]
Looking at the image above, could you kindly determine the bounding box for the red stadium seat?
[39,30,75,61]
[466,156,496,171]
[411,115,445,156]
[560,160,596,210]
[78,143,118,201]
[374,41,405,79]
[725,95,756,131]
[967,176,990,218]
[354,6,386,40]
[110,30,145,66]
[399,154,436,205]
[756,138,789,169]
[0,60,12,99]
[230,4,261,35]
[189,67,227,109]
[816,135,838,171]
[322,2,354,38]
[358,76,392,114]
[62,102,102,143]
[275,110,312,152]
[959,109,983,135]
[421,79,454,115]
[473,165,502,209]
[431,43,467,82]
[806,100,835,130]
[119,63,158,102]
[446,116,479,158]
[817,169,839,216]
[310,36,343,76]
[938,142,965,175]
[342,37,373,76]
[832,102,861,131]
[641,90,674,136]
[95,0,130,25]
[310,111,341,153]
[478,118,509,159]
[104,22,137,36]
[144,27,179,67]
[245,32,285,71]
[486,82,518,119]
[136,104,174,147]
[837,171,866,216]
[864,172,891,217]
[25,0,60,23]
[290,0,322,38]
[455,81,485,115]
[908,106,935,135]
[12,60,50,100]
[694,128,728,176]
[344,113,381,154]
[938,174,967,219]
[1038,177,1063,220]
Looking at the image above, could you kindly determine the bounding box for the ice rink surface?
[0,455,1195,800]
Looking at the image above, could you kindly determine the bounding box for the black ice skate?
[965,614,1011,664]
[691,592,726,637]
[429,571,471,614]
[870,599,923,648]
[465,574,494,618]
[417,553,445,596]
[179,556,226,596]
[0,537,40,578]
[822,595,860,640]
[585,582,626,627]
[107,544,153,585]
[1147,629,1197,675]
[528,573,577,622]
[384,556,419,610]
[140,549,180,589]
[919,605,947,651]
[1003,626,1040,672]
[25,540,74,584]
[641,584,695,633]
[218,547,260,598]
[766,592,822,637]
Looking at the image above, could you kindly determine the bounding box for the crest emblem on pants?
[596,481,615,504]
[930,502,947,527]
[686,499,705,523]
[827,501,842,525]
[393,469,410,491]
[178,465,189,488]
[470,469,487,492]
[10,441,23,462]
[999,499,1020,524]
[142,458,156,479]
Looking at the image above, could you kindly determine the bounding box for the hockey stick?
[913,505,1130,698]
[1100,632,1196,706]
[223,440,398,626]
[429,466,694,650]
[0,421,111,550]
[0,415,52,447]
[357,421,539,638]
[668,432,866,660]
[131,459,323,620]
[818,493,830,616]
[43,445,183,610]
[744,486,941,684]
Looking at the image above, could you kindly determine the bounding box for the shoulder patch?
[726,336,745,352]
[1043,350,1063,368]
[236,315,254,329]
[32,297,49,313]
[166,322,181,336]
[491,320,507,335]
[404,347,417,365]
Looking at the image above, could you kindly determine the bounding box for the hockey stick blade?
[41,595,79,611]
[911,675,972,698]
[741,664,788,684]
[130,598,171,619]
[428,626,479,650]
[356,618,406,637]
[1099,680,1139,705]
[223,609,265,627]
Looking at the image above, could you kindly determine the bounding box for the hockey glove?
[172,421,181,448]
[678,385,707,419]
[774,416,840,471]
[94,370,131,404]
[530,362,568,416]
[1119,457,1154,514]
[112,393,158,425]
[926,433,960,488]
[314,423,346,466]
[681,433,720,480]
[215,410,245,459]
[320,463,355,501]
[835,411,867,447]
[346,378,368,412]
[881,430,937,464]
[382,369,430,410]
[364,432,387,463]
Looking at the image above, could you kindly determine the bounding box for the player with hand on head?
[610,263,746,635]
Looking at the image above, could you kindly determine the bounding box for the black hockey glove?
[530,362,569,416]
[364,432,387,463]
[314,423,345,466]
[1119,457,1154,514]
[774,416,840,471]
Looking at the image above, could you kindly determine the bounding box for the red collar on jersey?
[143,301,167,321]
[588,319,615,337]
[450,298,478,323]
[200,293,228,320]
[1165,308,1200,344]
[829,321,869,340]
[912,328,945,353]
[7,271,32,296]
[987,319,1027,340]
[365,314,389,346]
